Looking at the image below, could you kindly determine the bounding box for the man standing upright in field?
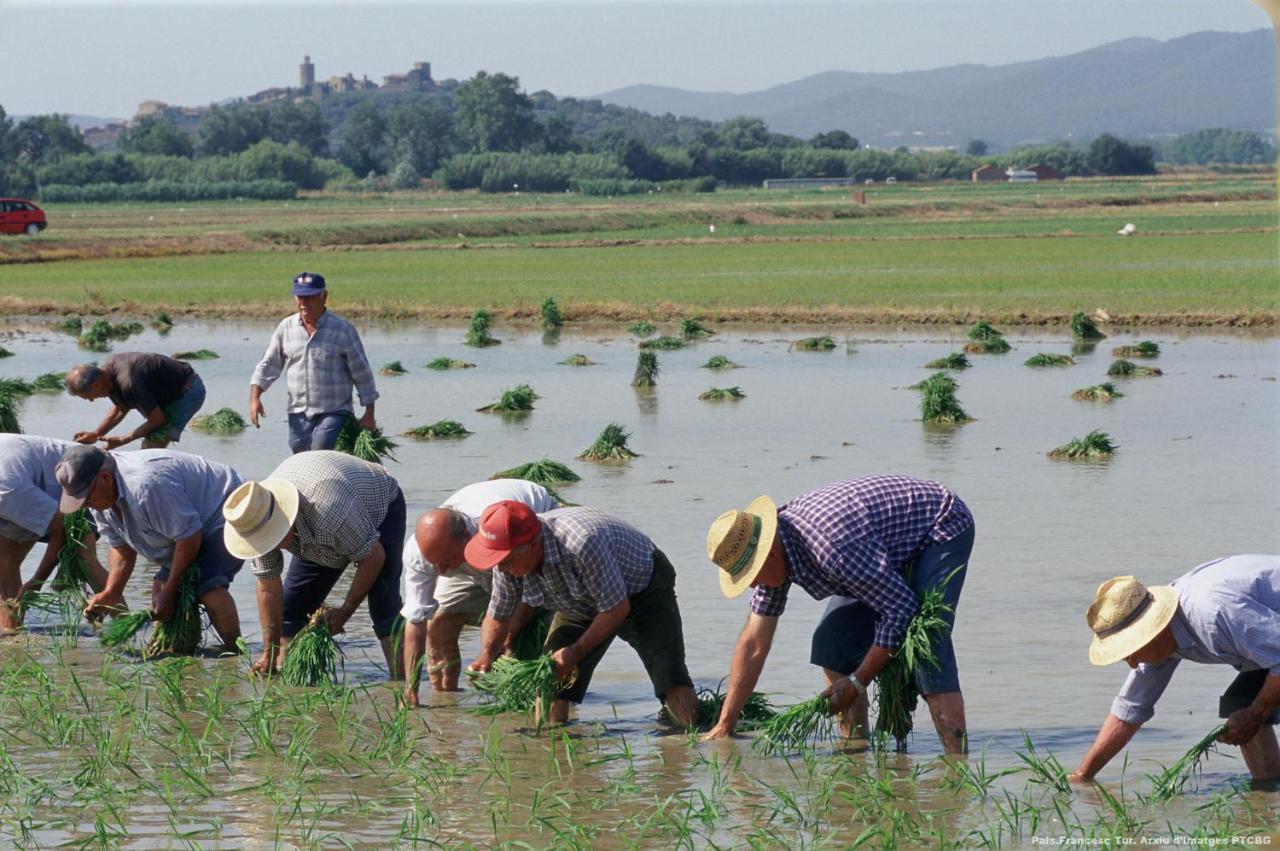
[248,272,380,453]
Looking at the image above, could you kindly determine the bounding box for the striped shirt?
[251,451,400,579]
[92,449,243,568]
[250,310,379,418]
[0,435,76,542]
[1111,554,1280,725]
[751,475,974,649]
[488,508,656,622]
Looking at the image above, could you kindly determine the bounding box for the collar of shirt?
[1170,609,1229,666]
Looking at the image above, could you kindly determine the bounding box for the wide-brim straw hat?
[706,495,777,599]
[222,479,300,560]
[1086,575,1179,666]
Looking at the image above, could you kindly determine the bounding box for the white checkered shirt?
[250,310,379,418]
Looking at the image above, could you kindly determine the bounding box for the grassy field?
[0,172,1274,325]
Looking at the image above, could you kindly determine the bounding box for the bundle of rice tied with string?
[693,681,775,730]
[0,385,24,433]
[50,510,96,596]
[335,416,398,464]
[579,423,639,462]
[477,384,537,413]
[963,319,1011,354]
[147,563,204,657]
[281,606,342,687]
[1146,723,1227,801]
[632,352,660,388]
[873,568,957,751]
[753,695,834,754]
[472,654,565,725]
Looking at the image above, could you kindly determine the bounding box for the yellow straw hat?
[222,479,300,560]
[1086,575,1179,666]
[706,495,777,598]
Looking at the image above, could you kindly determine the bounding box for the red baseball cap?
[465,500,542,569]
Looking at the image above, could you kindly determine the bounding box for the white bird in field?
[1118,223,1136,236]
[709,225,716,234]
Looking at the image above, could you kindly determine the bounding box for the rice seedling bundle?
[681,318,715,339]
[191,408,248,435]
[477,383,537,413]
[31,372,65,394]
[51,510,95,595]
[0,378,32,397]
[492,458,580,486]
[464,309,500,347]
[403,419,472,440]
[1112,341,1160,358]
[699,386,746,401]
[281,607,342,687]
[1072,383,1124,402]
[916,373,970,424]
[507,609,551,662]
[908,373,957,392]
[925,353,970,370]
[792,336,836,351]
[629,320,657,338]
[1049,430,1117,459]
[694,684,776,730]
[55,317,82,336]
[702,355,741,370]
[1147,724,1226,801]
[540,297,564,329]
[425,356,475,370]
[99,609,155,649]
[110,321,145,339]
[173,349,219,360]
[1024,353,1076,368]
[638,336,684,351]
[967,319,1004,341]
[1108,359,1162,377]
[579,423,639,461]
[559,354,596,366]
[152,312,174,332]
[472,654,562,723]
[0,391,23,434]
[964,337,1012,354]
[753,695,834,754]
[0,347,12,358]
[78,320,114,352]
[874,576,955,750]
[146,564,204,657]
[632,352,660,387]
[335,417,399,463]
[379,361,407,376]
[1070,312,1107,341]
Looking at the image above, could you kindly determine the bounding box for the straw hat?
[1086,575,1179,666]
[222,479,300,560]
[706,495,777,598]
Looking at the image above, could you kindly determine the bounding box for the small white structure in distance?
[1006,168,1038,182]
[885,176,898,184]
[1118,223,1136,236]
[709,224,716,234]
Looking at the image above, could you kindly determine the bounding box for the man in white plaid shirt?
[248,271,380,453]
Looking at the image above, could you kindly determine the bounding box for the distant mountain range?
[595,30,1276,148]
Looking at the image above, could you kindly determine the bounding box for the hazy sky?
[0,0,1270,118]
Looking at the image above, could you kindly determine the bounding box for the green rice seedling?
[916,373,970,424]
[638,335,685,351]
[559,354,596,366]
[152,312,174,332]
[51,511,95,596]
[173,349,219,360]
[699,386,746,401]
[693,683,775,730]
[964,336,1012,354]
[632,351,660,387]
[541,297,564,330]
[967,319,1004,341]
[925,353,970,370]
[1014,730,1071,793]
[78,320,114,352]
[1071,312,1106,341]
[753,695,834,754]
[109,321,145,339]
[629,320,657,338]
[1108,359,1162,376]
[0,391,23,433]
[473,654,562,723]
[681,318,715,339]
[30,372,65,394]
[579,423,639,461]
[146,564,203,657]
[702,355,741,370]
[477,383,537,413]
[874,570,955,750]
[791,335,836,351]
[492,458,580,486]
[55,317,83,336]
[464,309,500,347]
[379,361,407,376]
[335,417,399,463]
[1112,341,1161,358]
[191,408,248,435]
[403,419,472,440]
[281,608,342,687]
[0,378,32,397]
[425,356,475,370]
[507,609,551,662]
[99,609,155,649]
[1147,724,1227,801]
[0,347,12,358]
[1049,429,1117,459]
[1024,353,1076,367]
[1072,383,1124,402]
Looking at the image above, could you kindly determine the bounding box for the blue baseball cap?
[292,271,326,296]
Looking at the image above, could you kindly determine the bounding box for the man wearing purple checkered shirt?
[702,475,974,752]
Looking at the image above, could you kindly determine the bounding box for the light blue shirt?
[92,449,243,568]
[1112,554,1280,724]
[250,310,379,418]
[0,435,76,542]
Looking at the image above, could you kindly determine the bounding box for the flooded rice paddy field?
[1,319,1278,847]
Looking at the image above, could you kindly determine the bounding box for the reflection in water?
[634,386,658,417]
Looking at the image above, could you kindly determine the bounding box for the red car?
[0,198,47,235]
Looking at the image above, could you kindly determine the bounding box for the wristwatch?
[847,674,868,699]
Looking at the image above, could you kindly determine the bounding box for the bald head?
[414,508,471,574]
[66,364,110,399]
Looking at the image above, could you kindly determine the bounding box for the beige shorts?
[435,564,492,619]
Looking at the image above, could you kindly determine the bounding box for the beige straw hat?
[222,479,300,560]
[1086,575,1179,666]
[706,495,778,598]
